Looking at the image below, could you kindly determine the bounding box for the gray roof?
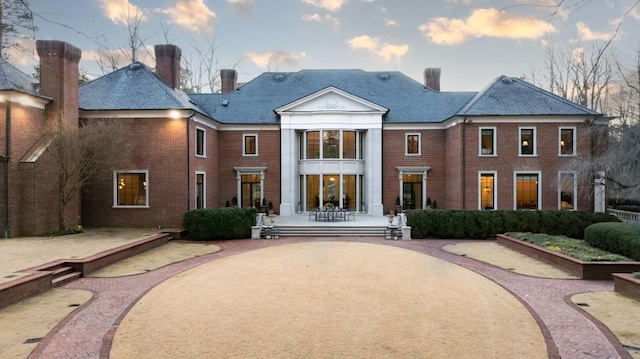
[458,76,599,116]
[0,58,42,97]
[189,70,476,124]
[79,62,202,112]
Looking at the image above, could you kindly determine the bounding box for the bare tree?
[0,0,37,59]
[46,118,128,231]
[180,33,242,93]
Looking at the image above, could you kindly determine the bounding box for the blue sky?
[14,0,640,92]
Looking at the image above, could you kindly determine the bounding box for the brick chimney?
[424,68,441,91]
[220,69,237,93]
[154,44,182,90]
[36,40,81,130]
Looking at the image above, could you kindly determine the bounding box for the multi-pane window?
[559,172,576,210]
[479,128,496,155]
[196,128,205,157]
[195,172,205,209]
[243,134,257,156]
[559,128,575,156]
[115,171,148,207]
[519,127,536,156]
[479,172,496,210]
[515,173,539,210]
[300,130,364,160]
[406,133,420,155]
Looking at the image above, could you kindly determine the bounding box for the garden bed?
[612,273,640,301]
[496,234,640,280]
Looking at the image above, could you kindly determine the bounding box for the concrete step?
[274,226,388,237]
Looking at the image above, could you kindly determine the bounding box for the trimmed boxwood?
[183,207,257,241]
[584,222,640,261]
[406,210,620,239]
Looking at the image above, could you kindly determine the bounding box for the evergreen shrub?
[584,222,640,261]
[406,210,619,239]
[183,207,257,240]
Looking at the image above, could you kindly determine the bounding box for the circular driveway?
[110,242,547,358]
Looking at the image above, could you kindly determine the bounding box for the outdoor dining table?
[314,208,346,222]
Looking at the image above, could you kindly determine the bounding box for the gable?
[275,87,388,115]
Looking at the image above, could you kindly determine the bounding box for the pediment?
[275,86,387,114]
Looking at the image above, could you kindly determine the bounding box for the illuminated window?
[243,134,257,156]
[515,172,540,210]
[342,131,356,159]
[196,128,205,157]
[115,171,148,207]
[519,127,536,156]
[559,128,575,156]
[406,133,420,155]
[479,128,496,155]
[323,130,339,158]
[479,172,496,210]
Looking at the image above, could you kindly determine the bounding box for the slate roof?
[0,58,43,97]
[79,62,202,112]
[458,75,599,116]
[189,70,476,124]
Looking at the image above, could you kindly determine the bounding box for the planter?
[496,234,640,280]
[613,273,640,301]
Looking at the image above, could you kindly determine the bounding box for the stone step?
[274,226,388,237]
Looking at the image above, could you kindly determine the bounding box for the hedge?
[183,207,257,241]
[406,210,619,239]
[584,222,640,261]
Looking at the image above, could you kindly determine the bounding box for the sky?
[11,0,640,92]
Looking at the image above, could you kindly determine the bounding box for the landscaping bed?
[496,233,640,280]
[613,273,640,301]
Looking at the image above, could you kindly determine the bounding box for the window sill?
[242,154,259,157]
[478,154,497,157]
[113,205,150,209]
[196,154,206,158]
[518,154,537,157]
[404,153,421,156]
[558,154,576,157]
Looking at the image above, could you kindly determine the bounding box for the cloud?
[6,37,37,67]
[302,13,340,30]
[228,0,254,14]
[384,18,397,27]
[162,0,216,34]
[302,0,373,12]
[245,51,307,69]
[83,45,155,69]
[97,0,147,25]
[576,22,614,41]
[347,35,409,61]
[418,8,555,45]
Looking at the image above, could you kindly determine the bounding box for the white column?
[367,128,384,216]
[280,129,296,215]
[236,172,241,208]
[422,171,428,209]
[398,170,404,207]
[594,171,606,213]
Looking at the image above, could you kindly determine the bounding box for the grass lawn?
[505,232,632,262]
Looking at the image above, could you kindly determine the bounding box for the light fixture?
[522,140,529,147]
[560,140,565,146]
[169,110,181,119]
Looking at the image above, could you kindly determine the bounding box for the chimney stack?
[36,40,82,130]
[220,69,237,93]
[424,68,441,91]
[154,44,182,90]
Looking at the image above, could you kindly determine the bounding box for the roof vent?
[129,62,141,69]
[379,73,390,80]
[501,77,513,84]
[274,74,285,81]
[221,99,229,106]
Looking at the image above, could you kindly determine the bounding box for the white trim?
[195,127,206,158]
[478,127,497,156]
[0,91,49,109]
[558,126,577,156]
[405,133,421,156]
[195,171,206,209]
[558,171,577,211]
[518,126,537,157]
[242,133,258,156]
[478,171,497,210]
[275,86,388,114]
[514,171,541,210]
[113,170,149,208]
[218,125,280,131]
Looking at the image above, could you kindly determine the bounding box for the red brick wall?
[445,124,463,209]
[461,121,595,211]
[191,122,219,209]
[82,118,189,228]
[382,129,446,214]
[217,129,281,211]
